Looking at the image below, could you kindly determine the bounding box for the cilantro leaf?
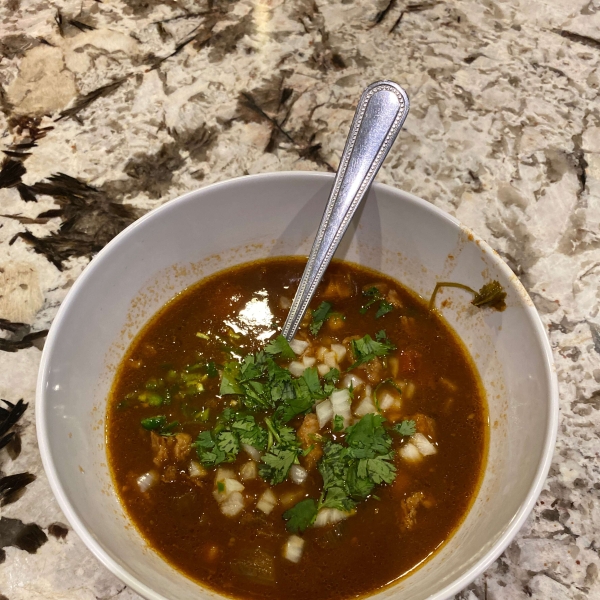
[265,335,295,359]
[333,414,344,432]
[310,302,333,335]
[220,361,242,395]
[231,414,268,451]
[393,420,416,436]
[472,281,507,309]
[359,287,382,314]
[375,301,393,318]
[283,499,318,534]
[194,430,227,467]
[259,447,299,485]
[349,334,396,369]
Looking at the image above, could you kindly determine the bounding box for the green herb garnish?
[283,498,319,534]
[310,301,333,335]
[360,287,393,319]
[393,420,417,436]
[429,280,507,311]
[348,333,396,370]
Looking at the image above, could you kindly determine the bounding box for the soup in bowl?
[37,171,557,600]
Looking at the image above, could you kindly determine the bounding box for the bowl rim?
[36,170,559,600]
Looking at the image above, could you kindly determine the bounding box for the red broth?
[107,257,487,600]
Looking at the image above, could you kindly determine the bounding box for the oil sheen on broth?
[107,258,488,600]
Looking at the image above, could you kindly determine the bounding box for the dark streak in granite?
[0,517,48,555]
[48,522,69,539]
[589,322,600,354]
[58,79,128,122]
[0,159,26,189]
[554,29,600,51]
[0,328,48,352]
[9,173,141,270]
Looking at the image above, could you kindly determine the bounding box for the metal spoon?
[282,81,410,341]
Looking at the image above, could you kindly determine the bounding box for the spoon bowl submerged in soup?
[107,257,488,600]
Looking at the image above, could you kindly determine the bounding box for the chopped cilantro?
[375,301,393,318]
[472,281,507,309]
[317,413,397,511]
[359,287,382,314]
[349,334,396,370]
[265,335,296,359]
[217,481,225,493]
[332,414,344,432]
[283,498,318,534]
[193,411,267,467]
[361,287,394,318]
[231,414,268,451]
[310,302,333,335]
[429,280,506,311]
[393,420,417,436]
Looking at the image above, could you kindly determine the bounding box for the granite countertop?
[0,0,599,598]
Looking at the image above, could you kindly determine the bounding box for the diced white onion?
[330,388,351,426]
[288,361,306,377]
[378,391,396,411]
[404,381,416,400]
[225,478,245,494]
[214,475,245,503]
[189,461,207,478]
[317,363,330,376]
[280,296,292,310]
[303,355,316,368]
[242,443,262,462]
[342,373,364,390]
[316,346,327,361]
[316,399,334,429]
[136,470,158,493]
[412,433,437,456]
[283,535,305,563]
[215,467,236,481]
[290,338,309,355]
[239,460,258,481]
[220,491,245,517]
[256,488,278,515]
[399,442,423,462]
[289,464,308,485]
[313,508,350,527]
[323,351,338,369]
[330,343,347,362]
[354,395,378,417]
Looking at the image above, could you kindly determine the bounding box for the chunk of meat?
[357,356,384,383]
[297,413,323,471]
[151,432,192,468]
[410,413,436,440]
[151,432,169,467]
[394,349,419,375]
[386,288,403,308]
[173,433,192,462]
[321,274,355,300]
[400,491,425,529]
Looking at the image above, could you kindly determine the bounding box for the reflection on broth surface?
[107,257,488,600]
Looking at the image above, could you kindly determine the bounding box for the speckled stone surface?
[0,0,599,598]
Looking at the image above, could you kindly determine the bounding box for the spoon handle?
[282,81,410,341]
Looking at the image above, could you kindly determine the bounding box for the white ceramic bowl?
[37,172,558,600]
